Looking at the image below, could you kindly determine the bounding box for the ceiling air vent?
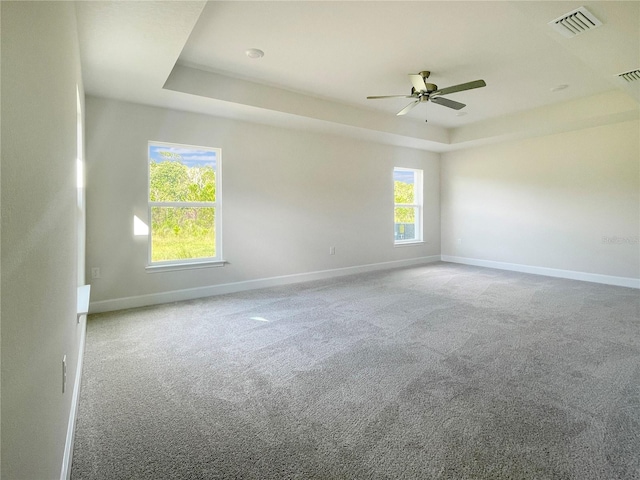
[618,70,640,83]
[548,6,602,38]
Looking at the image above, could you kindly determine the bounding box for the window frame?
[393,167,423,245]
[146,141,223,270]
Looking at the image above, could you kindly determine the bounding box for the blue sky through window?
[394,169,414,184]
[149,144,216,169]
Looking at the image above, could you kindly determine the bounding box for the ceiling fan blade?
[431,96,466,110]
[433,79,486,96]
[409,74,427,92]
[367,95,414,99]
[396,101,419,116]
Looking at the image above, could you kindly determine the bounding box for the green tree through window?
[394,167,423,243]
[148,142,221,264]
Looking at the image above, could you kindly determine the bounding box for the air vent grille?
[549,6,602,38]
[618,70,640,82]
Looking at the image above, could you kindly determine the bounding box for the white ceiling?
[75,1,640,151]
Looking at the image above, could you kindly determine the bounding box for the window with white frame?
[148,141,222,265]
[394,167,423,244]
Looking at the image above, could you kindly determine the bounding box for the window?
[76,85,86,285]
[394,167,423,244]
[148,142,222,266]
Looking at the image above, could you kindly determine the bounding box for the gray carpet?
[71,262,640,479]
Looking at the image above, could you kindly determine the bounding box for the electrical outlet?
[329,246,336,255]
[62,355,67,394]
[91,267,101,279]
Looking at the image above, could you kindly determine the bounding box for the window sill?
[394,241,425,247]
[146,260,227,273]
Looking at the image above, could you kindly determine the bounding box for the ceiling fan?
[367,71,486,117]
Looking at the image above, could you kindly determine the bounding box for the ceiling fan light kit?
[367,70,486,117]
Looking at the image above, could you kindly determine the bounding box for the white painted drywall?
[441,119,640,279]
[1,2,85,478]
[165,64,450,148]
[85,97,440,307]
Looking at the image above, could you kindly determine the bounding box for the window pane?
[395,207,417,241]
[149,145,217,202]
[394,169,415,204]
[151,207,215,262]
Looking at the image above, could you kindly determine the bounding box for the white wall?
[1,2,85,478]
[441,119,640,281]
[85,97,440,309]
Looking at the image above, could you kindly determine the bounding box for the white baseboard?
[89,256,441,313]
[60,314,88,480]
[441,255,640,289]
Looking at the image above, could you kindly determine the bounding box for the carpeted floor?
[71,262,640,479]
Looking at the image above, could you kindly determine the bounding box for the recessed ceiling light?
[245,48,264,59]
[551,84,569,92]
